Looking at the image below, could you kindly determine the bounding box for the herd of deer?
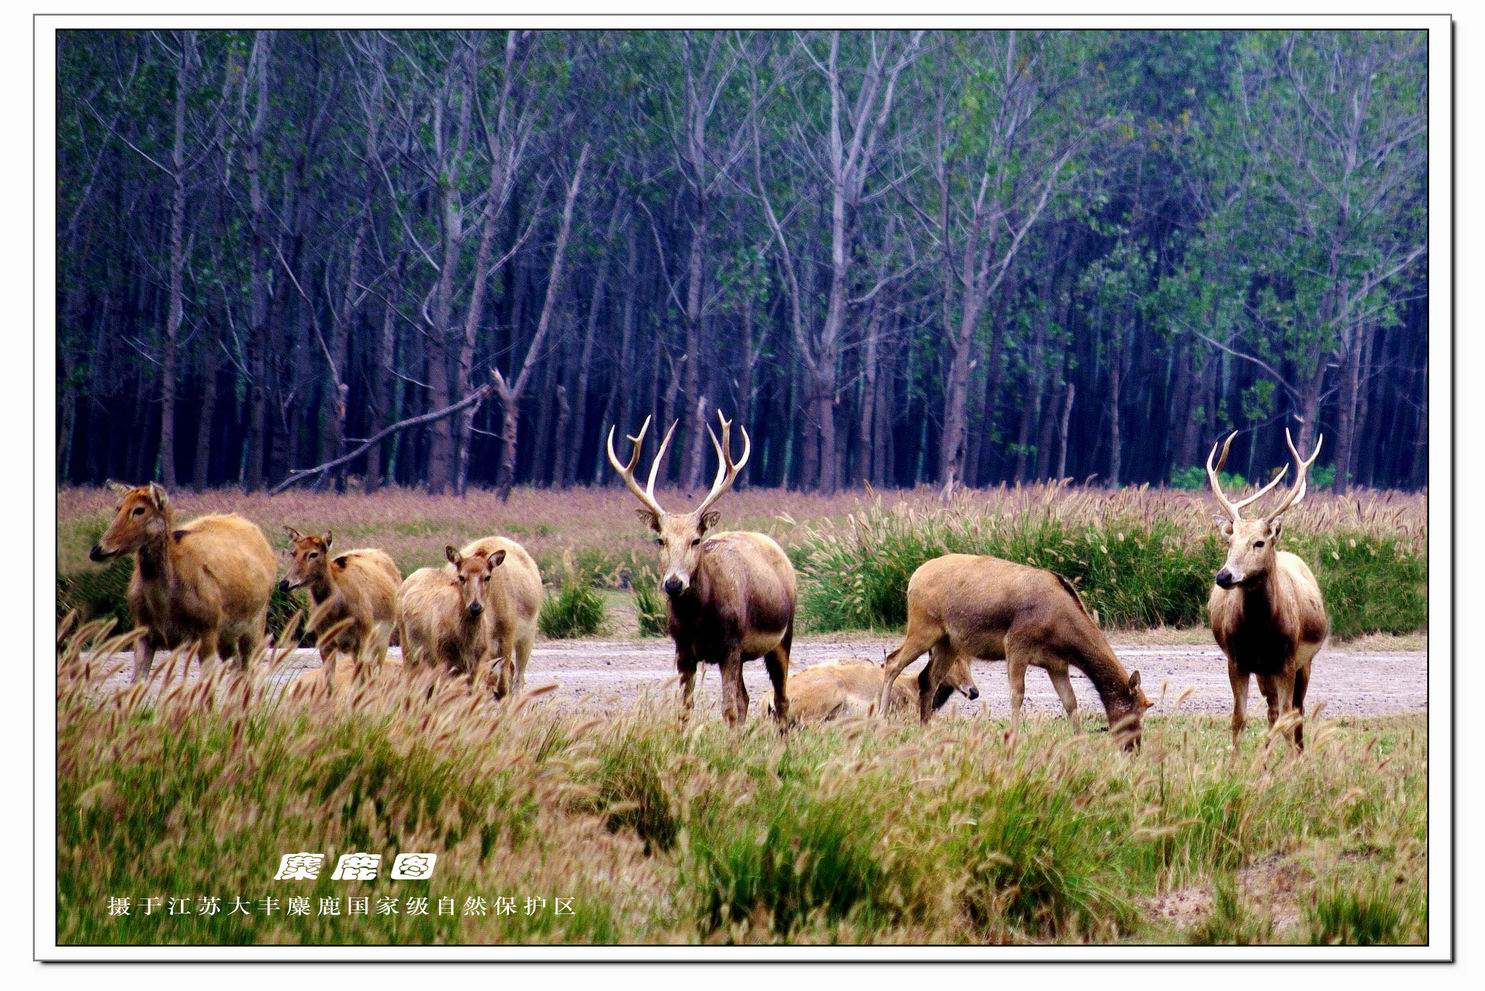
[85,411,1329,752]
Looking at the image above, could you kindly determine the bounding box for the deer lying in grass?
[1207,429,1329,750]
[396,545,497,685]
[458,536,543,698]
[607,412,796,727]
[781,657,980,725]
[878,554,1152,749]
[280,529,401,689]
[88,481,276,682]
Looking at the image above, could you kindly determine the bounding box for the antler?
[695,410,751,518]
[1266,428,1323,520]
[605,415,677,519]
[1207,431,1289,522]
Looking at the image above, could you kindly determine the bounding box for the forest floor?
[87,632,1428,722]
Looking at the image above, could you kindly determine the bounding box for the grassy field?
[56,483,1427,642]
[55,623,1427,947]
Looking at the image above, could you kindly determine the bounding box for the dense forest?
[54,29,1429,496]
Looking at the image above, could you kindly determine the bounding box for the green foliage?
[55,640,1430,945]
[1169,466,1246,491]
[632,581,669,638]
[1305,881,1417,945]
[539,576,606,639]
[796,504,1425,639]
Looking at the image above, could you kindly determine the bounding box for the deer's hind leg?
[878,620,943,719]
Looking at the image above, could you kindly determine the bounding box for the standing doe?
[1207,429,1329,750]
[607,412,796,727]
[457,535,543,698]
[88,482,276,681]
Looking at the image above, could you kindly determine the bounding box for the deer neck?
[1069,629,1133,719]
[135,517,176,582]
[308,570,336,605]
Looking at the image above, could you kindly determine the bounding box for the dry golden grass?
[56,617,1427,946]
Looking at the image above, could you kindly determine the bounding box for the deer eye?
[131,507,145,516]
[1253,540,1265,549]
[654,539,664,547]
[691,538,702,547]
[308,552,318,559]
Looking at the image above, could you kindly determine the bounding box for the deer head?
[90,481,171,561]
[607,411,750,599]
[446,545,501,619]
[1208,428,1323,590]
[281,528,334,592]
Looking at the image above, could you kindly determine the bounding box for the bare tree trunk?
[493,144,589,500]
[159,30,193,488]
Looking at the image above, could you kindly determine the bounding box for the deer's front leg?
[719,647,748,728]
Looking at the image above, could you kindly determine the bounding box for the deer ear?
[323,530,333,548]
[445,545,460,566]
[1269,519,1283,540]
[1128,670,1141,692]
[147,482,168,510]
[1212,515,1233,536]
[284,526,303,541]
[700,509,722,534]
[635,509,661,533]
[106,479,132,497]
[491,549,507,567]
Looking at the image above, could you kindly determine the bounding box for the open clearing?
[90,635,1426,721]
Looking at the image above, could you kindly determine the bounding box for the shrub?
[1170,465,1247,491]
[1305,881,1414,945]
[539,577,606,639]
[633,581,669,638]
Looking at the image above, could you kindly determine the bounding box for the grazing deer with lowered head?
[878,554,1153,749]
[1207,429,1329,750]
[607,412,797,727]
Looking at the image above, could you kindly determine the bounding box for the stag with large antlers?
[1207,429,1329,750]
[607,412,797,727]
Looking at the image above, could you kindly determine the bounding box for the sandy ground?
[86,634,1427,722]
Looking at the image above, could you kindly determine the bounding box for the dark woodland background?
[54,29,1428,497]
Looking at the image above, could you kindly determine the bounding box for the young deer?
[1207,429,1329,750]
[607,412,796,728]
[280,529,401,689]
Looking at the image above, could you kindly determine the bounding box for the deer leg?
[676,652,699,718]
[1256,673,1282,730]
[1007,654,1029,738]
[1292,665,1310,751]
[1049,667,1080,726]
[514,636,533,697]
[1228,663,1251,749]
[196,631,222,677]
[878,627,939,718]
[720,649,748,728]
[132,632,156,684]
[764,646,790,727]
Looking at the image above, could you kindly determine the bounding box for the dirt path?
[88,635,1426,721]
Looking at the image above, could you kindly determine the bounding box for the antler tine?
[696,411,751,516]
[645,420,679,501]
[1269,428,1324,519]
[1206,431,1240,520]
[1229,464,1289,512]
[605,416,666,518]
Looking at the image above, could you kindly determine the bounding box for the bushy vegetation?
[55,621,1426,945]
[57,483,1427,643]
[797,489,1426,639]
[539,578,606,640]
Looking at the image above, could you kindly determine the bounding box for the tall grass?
[797,487,1426,639]
[57,483,1427,640]
[55,621,1426,945]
